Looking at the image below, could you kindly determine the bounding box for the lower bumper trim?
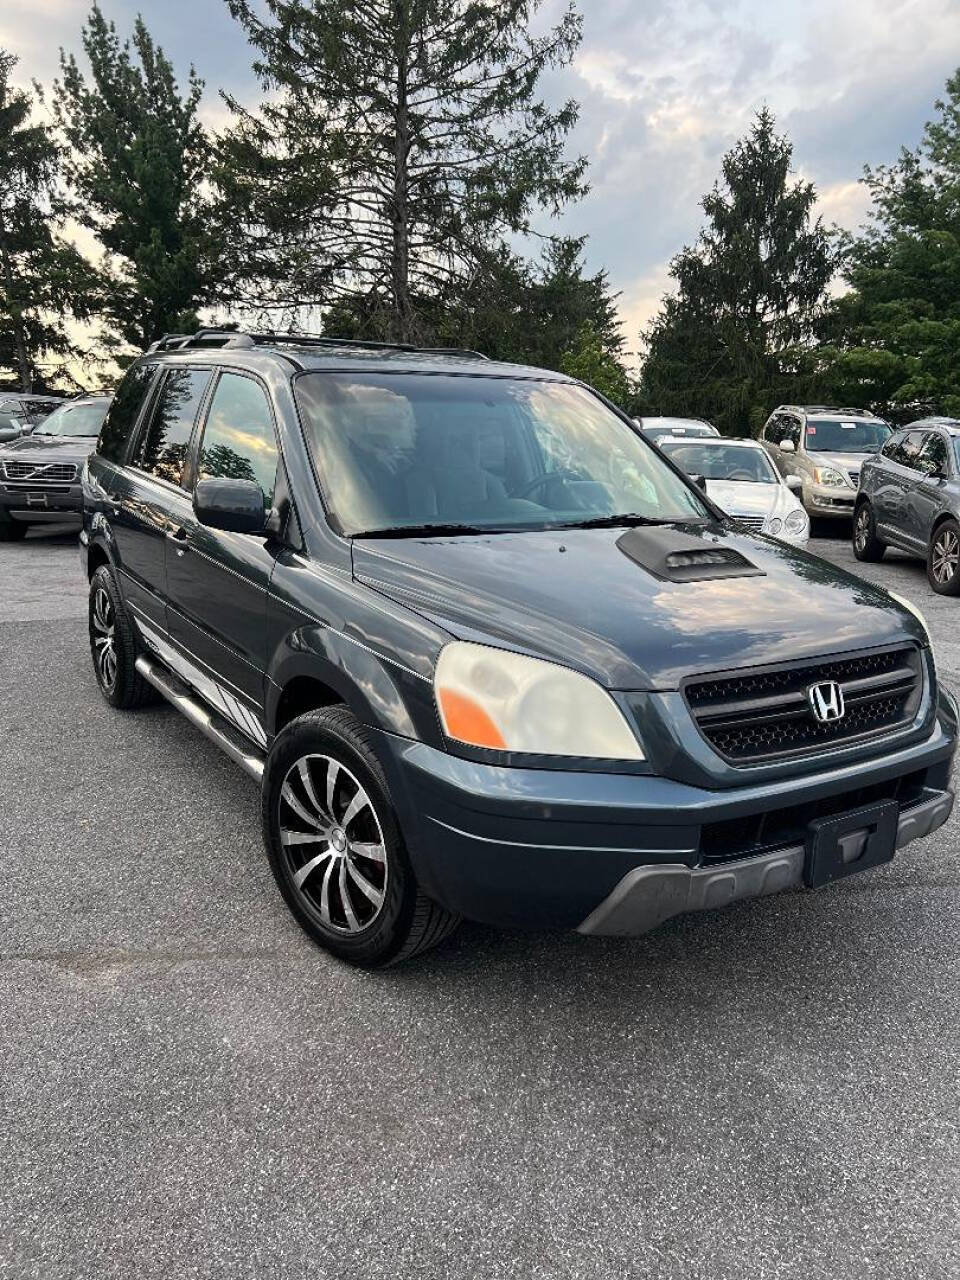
[577,787,954,937]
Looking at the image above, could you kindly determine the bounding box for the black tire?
[0,516,27,541]
[262,706,460,967]
[88,565,157,708]
[927,519,960,595]
[853,500,886,562]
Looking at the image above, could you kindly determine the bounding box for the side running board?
[135,655,266,782]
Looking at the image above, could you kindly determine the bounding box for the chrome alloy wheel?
[932,528,960,585]
[91,585,117,690]
[855,505,870,553]
[277,754,388,934]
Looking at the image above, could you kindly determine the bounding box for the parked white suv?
[760,406,892,520]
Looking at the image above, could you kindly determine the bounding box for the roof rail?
[146,328,490,360]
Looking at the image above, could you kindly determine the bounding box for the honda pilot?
[80,332,956,966]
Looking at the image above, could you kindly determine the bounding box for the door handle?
[167,526,190,556]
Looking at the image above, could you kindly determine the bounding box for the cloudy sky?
[3,0,959,360]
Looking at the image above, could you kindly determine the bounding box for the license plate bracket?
[805,800,899,888]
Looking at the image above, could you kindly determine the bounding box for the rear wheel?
[928,520,960,595]
[853,501,886,562]
[262,707,460,967]
[88,565,157,708]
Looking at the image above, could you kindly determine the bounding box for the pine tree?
[813,69,960,419]
[53,5,217,349]
[217,0,586,343]
[640,109,837,434]
[0,50,98,391]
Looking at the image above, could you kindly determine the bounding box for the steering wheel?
[515,468,583,499]
[727,470,754,482]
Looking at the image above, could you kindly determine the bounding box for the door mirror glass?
[779,438,795,453]
[193,477,265,534]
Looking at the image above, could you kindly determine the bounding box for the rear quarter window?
[97,365,156,463]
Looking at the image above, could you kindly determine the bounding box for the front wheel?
[928,520,960,595]
[853,501,886,562]
[262,707,460,967]
[0,517,27,541]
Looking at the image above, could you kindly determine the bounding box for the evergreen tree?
[53,6,217,349]
[217,0,586,343]
[639,109,837,434]
[813,69,960,419]
[0,50,98,391]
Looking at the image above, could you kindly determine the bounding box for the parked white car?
[658,436,810,546]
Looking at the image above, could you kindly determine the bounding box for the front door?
[165,370,280,736]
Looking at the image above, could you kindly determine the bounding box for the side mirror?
[688,473,708,491]
[779,439,796,453]
[785,475,803,493]
[193,477,265,534]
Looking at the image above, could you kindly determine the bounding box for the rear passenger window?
[897,432,925,470]
[880,433,904,460]
[136,367,212,486]
[197,372,278,505]
[97,364,156,462]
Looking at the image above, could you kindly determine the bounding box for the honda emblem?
[807,680,845,723]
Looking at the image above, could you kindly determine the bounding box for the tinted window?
[918,432,949,476]
[98,365,156,462]
[897,432,926,470]
[137,367,212,486]
[804,418,891,454]
[880,433,904,460]
[34,399,111,438]
[295,373,708,535]
[198,373,278,504]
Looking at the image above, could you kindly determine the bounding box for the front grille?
[732,514,766,532]
[700,768,928,865]
[2,461,78,484]
[685,645,923,764]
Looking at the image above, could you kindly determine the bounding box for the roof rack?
[146,328,490,360]
[773,404,876,418]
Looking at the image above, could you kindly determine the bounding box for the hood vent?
[617,526,765,582]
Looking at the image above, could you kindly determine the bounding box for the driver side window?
[197,373,279,505]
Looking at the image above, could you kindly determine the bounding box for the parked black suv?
[81,331,957,966]
[0,394,112,539]
[854,417,960,594]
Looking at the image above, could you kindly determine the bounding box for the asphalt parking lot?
[2,522,959,1280]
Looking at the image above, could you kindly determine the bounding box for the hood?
[807,450,876,474]
[353,520,924,690]
[0,433,98,463]
[703,480,801,519]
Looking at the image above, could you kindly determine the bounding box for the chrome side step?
[135,655,265,782]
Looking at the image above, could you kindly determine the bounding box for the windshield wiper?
[550,513,692,530]
[356,522,506,539]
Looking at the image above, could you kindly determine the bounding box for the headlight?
[764,516,783,535]
[784,509,807,534]
[434,641,645,760]
[814,466,849,488]
[887,589,929,641]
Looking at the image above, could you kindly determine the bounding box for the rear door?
[876,430,925,545]
[112,364,214,637]
[165,369,280,726]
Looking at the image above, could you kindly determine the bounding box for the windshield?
[34,399,110,438]
[661,441,778,484]
[804,418,891,454]
[295,374,709,536]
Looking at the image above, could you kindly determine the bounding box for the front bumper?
[0,483,83,521]
[379,701,956,934]
[804,482,857,516]
[578,787,953,935]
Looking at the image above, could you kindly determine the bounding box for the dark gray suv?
[854,417,960,593]
[81,330,956,967]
